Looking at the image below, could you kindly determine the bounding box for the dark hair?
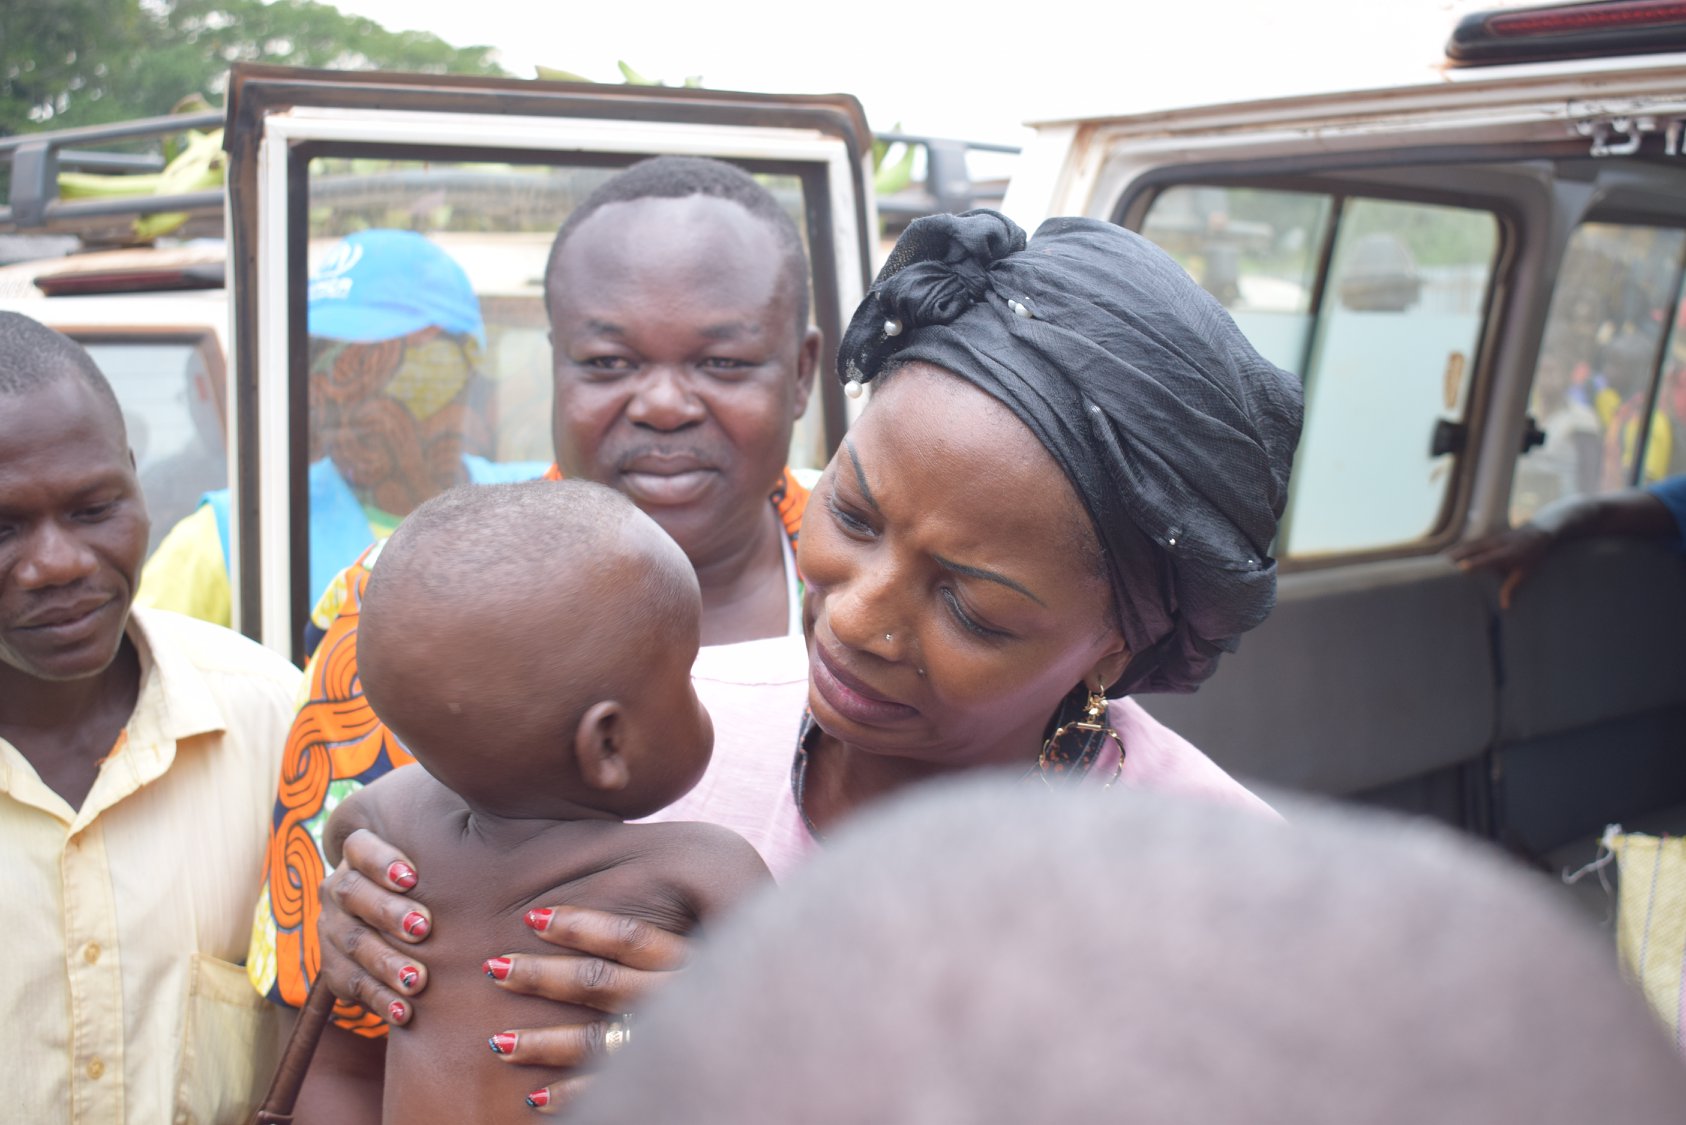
[0,311,124,427]
[543,156,810,330]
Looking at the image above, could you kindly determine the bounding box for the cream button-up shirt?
[0,608,301,1124]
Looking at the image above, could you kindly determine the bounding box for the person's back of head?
[358,479,712,822]
[568,778,1686,1124]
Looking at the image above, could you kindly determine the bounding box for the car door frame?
[222,63,877,662]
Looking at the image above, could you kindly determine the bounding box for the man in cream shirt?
[0,312,300,1123]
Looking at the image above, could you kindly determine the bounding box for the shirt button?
[87,1058,104,1080]
[83,942,101,964]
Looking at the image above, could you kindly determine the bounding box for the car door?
[1003,57,1686,852]
[220,63,876,663]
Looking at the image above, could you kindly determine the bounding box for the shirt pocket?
[173,952,283,1125]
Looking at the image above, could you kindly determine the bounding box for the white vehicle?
[1000,1,1686,873]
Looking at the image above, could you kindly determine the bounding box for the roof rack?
[872,132,1020,233]
[0,110,226,244]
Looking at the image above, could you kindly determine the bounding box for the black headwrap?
[838,210,1302,696]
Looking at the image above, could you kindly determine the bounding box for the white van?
[998,3,1686,873]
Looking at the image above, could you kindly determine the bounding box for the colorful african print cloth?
[246,467,811,1035]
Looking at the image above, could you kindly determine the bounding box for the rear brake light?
[1447,0,1686,65]
[33,263,224,296]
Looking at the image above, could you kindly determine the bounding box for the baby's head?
[360,479,713,821]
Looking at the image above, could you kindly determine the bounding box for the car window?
[1511,222,1686,523]
[1139,185,1499,559]
[1140,186,1330,374]
[80,335,226,558]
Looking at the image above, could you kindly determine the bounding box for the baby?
[327,479,770,1123]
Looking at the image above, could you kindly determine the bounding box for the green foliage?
[56,116,228,239]
[534,66,594,84]
[0,0,509,137]
[537,61,703,89]
[873,139,915,196]
[0,0,147,135]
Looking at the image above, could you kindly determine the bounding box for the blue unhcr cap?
[307,228,485,346]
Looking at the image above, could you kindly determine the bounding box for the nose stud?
[885,633,893,643]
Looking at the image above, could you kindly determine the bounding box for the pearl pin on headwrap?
[846,317,904,399]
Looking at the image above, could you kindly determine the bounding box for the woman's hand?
[484,906,691,1113]
[318,827,433,1025]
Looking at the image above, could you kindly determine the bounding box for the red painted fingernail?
[483,957,512,981]
[526,1088,550,1108]
[387,861,418,890]
[524,908,553,931]
[489,1031,518,1055]
[388,999,408,1023]
[398,965,419,989]
[401,911,430,938]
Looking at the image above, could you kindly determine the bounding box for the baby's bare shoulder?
[325,764,463,864]
[520,820,770,930]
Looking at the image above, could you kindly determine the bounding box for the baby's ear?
[574,701,632,793]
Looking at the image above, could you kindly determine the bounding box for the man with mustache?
[248,156,821,1118]
[0,311,303,1122]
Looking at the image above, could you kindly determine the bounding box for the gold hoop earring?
[1038,687,1124,787]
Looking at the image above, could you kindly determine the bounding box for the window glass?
[83,338,226,558]
[1283,199,1498,556]
[299,156,820,604]
[1139,186,1329,373]
[1512,223,1685,523]
[1650,296,1686,484]
[1139,187,1498,558]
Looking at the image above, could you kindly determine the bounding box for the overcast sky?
[330,0,1525,145]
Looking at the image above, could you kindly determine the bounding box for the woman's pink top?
[643,634,1276,880]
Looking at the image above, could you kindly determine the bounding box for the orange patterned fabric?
[250,465,809,1036]
[251,542,417,1035]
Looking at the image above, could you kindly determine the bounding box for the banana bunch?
[55,125,226,241]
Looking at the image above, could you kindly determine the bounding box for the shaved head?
[358,479,701,815]
[362,478,692,616]
[572,780,1686,1124]
[544,155,810,332]
[0,311,124,433]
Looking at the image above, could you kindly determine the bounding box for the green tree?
[0,0,509,137]
[0,0,147,135]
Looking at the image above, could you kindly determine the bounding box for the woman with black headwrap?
[308,210,1303,1112]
